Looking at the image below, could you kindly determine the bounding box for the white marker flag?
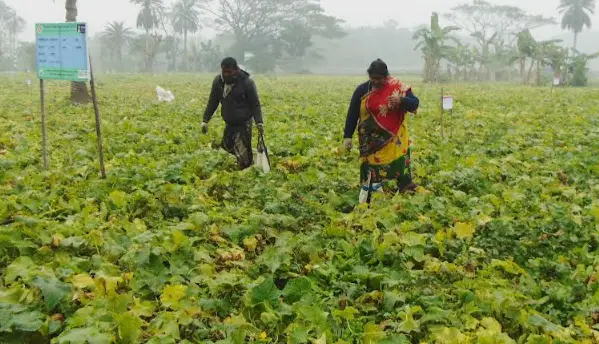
[442,96,454,110]
[553,76,560,86]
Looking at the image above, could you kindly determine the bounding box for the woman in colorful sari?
[343,59,420,203]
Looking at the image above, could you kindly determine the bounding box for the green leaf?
[250,278,280,306]
[419,307,451,325]
[57,327,112,344]
[527,313,560,333]
[285,322,311,344]
[379,335,410,344]
[591,204,599,221]
[383,291,405,311]
[72,274,95,289]
[454,222,476,239]
[5,256,35,283]
[3,310,45,332]
[312,333,327,344]
[160,285,187,309]
[118,312,144,343]
[258,246,291,273]
[332,306,359,321]
[296,304,328,326]
[363,322,385,343]
[32,276,69,310]
[397,306,421,333]
[109,190,128,208]
[401,232,426,247]
[282,277,311,303]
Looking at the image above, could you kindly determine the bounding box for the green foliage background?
[1,74,599,343]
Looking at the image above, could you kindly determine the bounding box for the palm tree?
[162,34,180,71]
[5,8,25,60]
[532,39,563,85]
[65,0,91,104]
[0,3,13,60]
[569,50,599,86]
[517,30,536,83]
[413,12,461,83]
[130,0,166,72]
[101,21,134,71]
[543,44,568,83]
[558,0,595,49]
[171,0,201,71]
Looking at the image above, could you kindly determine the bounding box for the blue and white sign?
[35,22,89,81]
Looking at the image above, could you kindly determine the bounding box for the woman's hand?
[343,138,353,150]
[388,94,402,109]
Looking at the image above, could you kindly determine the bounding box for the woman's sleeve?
[399,89,419,113]
[344,85,366,138]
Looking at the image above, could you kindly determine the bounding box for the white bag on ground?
[156,86,175,102]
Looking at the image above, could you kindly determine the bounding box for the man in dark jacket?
[201,57,264,169]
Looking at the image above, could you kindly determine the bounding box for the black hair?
[221,57,238,69]
[367,58,389,77]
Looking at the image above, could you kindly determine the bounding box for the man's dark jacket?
[203,70,263,125]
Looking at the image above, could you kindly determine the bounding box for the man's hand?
[388,94,402,109]
[201,122,208,133]
[257,123,264,135]
[344,138,353,150]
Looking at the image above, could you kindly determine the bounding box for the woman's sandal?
[399,183,418,194]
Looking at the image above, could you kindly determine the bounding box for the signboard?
[442,95,454,110]
[553,76,560,86]
[35,22,89,81]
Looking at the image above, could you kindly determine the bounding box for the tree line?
[413,0,597,86]
[0,0,26,70]
[94,0,345,74]
[0,0,597,88]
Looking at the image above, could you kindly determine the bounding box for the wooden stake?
[89,56,106,179]
[40,79,48,170]
[366,171,373,207]
[440,88,444,139]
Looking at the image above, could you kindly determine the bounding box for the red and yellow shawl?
[357,77,412,185]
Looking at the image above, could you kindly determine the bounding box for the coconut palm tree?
[558,0,595,49]
[130,0,166,72]
[0,2,14,61]
[171,0,201,71]
[413,12,461,83]
[65,0,91,104]
[4,8,25,60]
[101,21,134,71]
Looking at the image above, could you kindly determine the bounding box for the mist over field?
[1,0,599,78]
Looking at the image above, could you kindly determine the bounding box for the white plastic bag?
[156,86,175,102]
[256,152,270,173]
[256,133,270,173]
[358,173,383,203]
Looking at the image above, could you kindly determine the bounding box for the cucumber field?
[1,74,599,343]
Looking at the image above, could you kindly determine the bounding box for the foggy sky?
[5,0,598,41]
